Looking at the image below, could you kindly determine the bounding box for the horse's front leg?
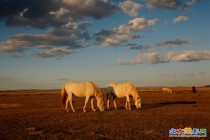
[91,97,96,111]
[107,100,110,110]
[83,96,90,112]
[113,100,118,110]
[125,99,128,109]
[126,96,131,110]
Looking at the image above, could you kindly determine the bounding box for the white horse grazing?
[61,81,105,112]
[107,82,141,110]
[162,88,172,93]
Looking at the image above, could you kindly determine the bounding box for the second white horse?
[107,82,141,110]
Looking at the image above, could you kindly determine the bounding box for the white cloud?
[145,0,181,9]
[113,24,131,34]
[103,34,135,46]
[0,22,91,57]
[117,50,210,65]
[166,50,210,62]
[97,17,159,47]
[50,8,70,18]
[0,39,32,52]
[173,16,189,24]
[128,18,159,31]
[119,0,142,17]
[61,0,119,19]
[37,48,75,58]
[117,52,168,65]
[145,0,198,11]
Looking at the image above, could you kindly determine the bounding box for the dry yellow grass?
[0,88,210,139]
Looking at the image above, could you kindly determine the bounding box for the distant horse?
[61,81,105,112]
[162,88,172,93]
[107,82,141,110]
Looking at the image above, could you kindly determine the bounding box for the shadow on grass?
[141,101,196,110]
[105,101,196,111]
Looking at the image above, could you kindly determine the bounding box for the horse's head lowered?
[135,96,141,109]
[95,92,105,111]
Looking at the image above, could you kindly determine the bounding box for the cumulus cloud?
[103,34,139,46]
[155,38,192,48]
[123,38,191,52]
[49,8,70,18]
[117,52,168,65]
[1,28,88,51]
[37,48,75,58]
[95,18,159,47]
[0,39,32,53]
[0,21,91,57]
[145,0,182,9]
[166,50,210,62]
[117,50,210,65]
[128,18,159,31]
[0,0,119,29]
[119,0,142,17]
[62,0,119,19]
[145,0,199,11]
[173,16,189,24]
[0,0,123,58]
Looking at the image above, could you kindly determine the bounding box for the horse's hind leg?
[113,100,118,110]
[69,93,75,112]
[83,96,90,112]
[65,98,69,112]
[90,97,96,111]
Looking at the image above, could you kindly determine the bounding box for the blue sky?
[0,0,210,90]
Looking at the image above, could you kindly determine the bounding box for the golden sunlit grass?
[0,88,210,139]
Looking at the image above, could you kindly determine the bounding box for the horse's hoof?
[92,109,96,112]
[83,110,86,113]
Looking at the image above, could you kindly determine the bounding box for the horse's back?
[111,82,137,97]
[65,81,95,97]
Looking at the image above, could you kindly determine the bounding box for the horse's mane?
[88,81,101,96]
[126,82,139,97]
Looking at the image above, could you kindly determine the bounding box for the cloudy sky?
[0,0,209,90]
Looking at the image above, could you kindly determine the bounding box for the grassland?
[0,88,210,140]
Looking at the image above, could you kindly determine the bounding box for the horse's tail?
[61,84,67,108]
